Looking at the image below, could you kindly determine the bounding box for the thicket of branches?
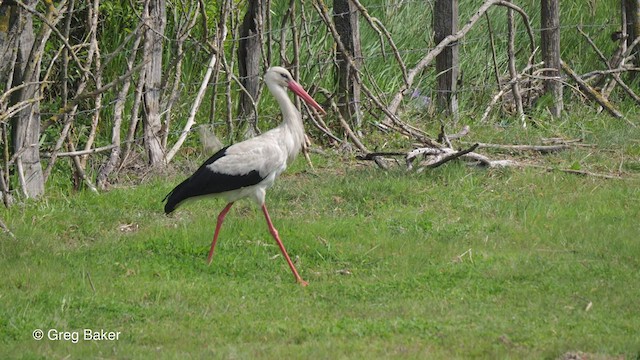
[0,0,638,207]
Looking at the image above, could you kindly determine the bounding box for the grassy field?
[2,116,639,359]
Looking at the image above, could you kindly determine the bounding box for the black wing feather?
[163,146,264,214]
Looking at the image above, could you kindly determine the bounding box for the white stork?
[163,66,325,286]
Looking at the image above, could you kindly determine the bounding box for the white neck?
[267,82,305,163]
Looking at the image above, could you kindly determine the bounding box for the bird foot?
[298,279,309,287]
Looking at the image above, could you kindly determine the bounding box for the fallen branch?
[407,147,621,179]
[361,127,623,180]
[438,125,470,147]
[561,60,630,123]
[425,143,480,169]
[524,164,622,179]
[356,152,406,160]
[406,144,516,170]
[472,142,574,153]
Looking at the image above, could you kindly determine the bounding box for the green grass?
[5,0,637,357]
[2,117,640,358]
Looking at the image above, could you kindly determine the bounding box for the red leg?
[207,202,234,264]
[261,204,308,286]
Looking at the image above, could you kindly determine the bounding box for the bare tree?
[434,0,459,119]
[541,0,563,117]
[142,0,167,165]
[625,0,639,73]
[2,0,67,198]
[237,0,265,138]
[333,0,362,128]
[96,30,144,190]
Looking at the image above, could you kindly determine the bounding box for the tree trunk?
[142,0,167,165]
[625,0,639,73]
[0,2,20,84]
[541,0,563,117]
[333,0,362,128]
[433,0,459,120]
[506,0,525,127]
[97,31,143,189]
[5,0,46,198]
[237,0,264,138]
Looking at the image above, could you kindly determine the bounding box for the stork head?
[265,67,326,115]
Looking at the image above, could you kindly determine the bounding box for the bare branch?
[164,48,220,164]
[481,60,542,123]
[472,142,575,153]
[0,217,14,238]
[388,0,535,115]
[12,0,88,74]
[42,144,118,158]
[425,143,480,169]
[350,0,408,86]
[506,0,525,127]
[561,60,629,122]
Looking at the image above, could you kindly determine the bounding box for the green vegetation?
[2,116,639,358]
[2,0,639,358]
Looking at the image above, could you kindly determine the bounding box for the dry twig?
[561,60,631,124]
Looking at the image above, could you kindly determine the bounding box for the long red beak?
[288,80,326,115]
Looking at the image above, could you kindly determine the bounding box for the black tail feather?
[162,145,266,214]
[163,146,230,214]
[163,178,190,214]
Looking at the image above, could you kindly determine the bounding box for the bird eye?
[280,73,288,80]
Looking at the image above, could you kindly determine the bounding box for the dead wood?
[561,60,632,125]
[506,0,525,127]
[42,144,118,158]
[524,164,622,179]
[438,125,470,147]
[350,0,408,86]
[582,67,640,79]
[364,124,623,180]
[481,60,542,123]
[406,144,516,171]
[67,141,98,193]
[356,152,406,160]
[577,26,640,106]
[471,142,579,153]
[0,166,12,207]
[80,0,102,168]
[312,0,438,147]
[96,29,143,190]
[164,42,222,164]
[423,143,480,169]
[406,145,621,179]
[0,216,14,238]
[328,98,389,170]
[485,14,502,90]
[388,0,535,117]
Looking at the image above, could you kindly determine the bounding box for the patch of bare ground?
[558,351,626,360]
